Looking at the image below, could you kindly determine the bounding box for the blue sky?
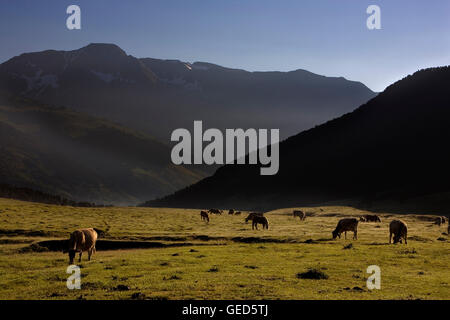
[0,0,449,91]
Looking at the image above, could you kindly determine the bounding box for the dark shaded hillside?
[0,43,376,141]
[144,67,450,212]
[0,95,203,205]
[0,183,101,207]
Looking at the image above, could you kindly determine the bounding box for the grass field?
[0,197,449,300]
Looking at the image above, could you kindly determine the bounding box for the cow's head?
[332,229,339,240]
[68,250,76,264]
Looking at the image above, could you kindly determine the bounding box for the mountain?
[0,43,376,141]
[0,94,203,205]
[143,66,450,213]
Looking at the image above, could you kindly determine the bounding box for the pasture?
[0,198,448,300]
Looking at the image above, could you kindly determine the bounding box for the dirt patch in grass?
[0,229,61,237]
[19,239,212,252]
[296,269,329,280]
[0,238,34,244]
[208,266,219,272]
[398,248,418,255]
[164,275,181,280]
[231,237,299,244]
[19,243,49,253]
[408,236,432,242]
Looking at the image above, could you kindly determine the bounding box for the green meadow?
[0,198,448,300]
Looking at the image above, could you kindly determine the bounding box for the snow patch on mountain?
[21,70,59,92]
[90,70,135,84]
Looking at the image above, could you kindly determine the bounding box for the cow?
[208,209,222,215]
[389,219,408,244]
[245,212,263,223]
[293,210,306,221]
[234,211,242,215]
[200,211,209,223]
[228,209,235,215]
[361,214,381,222]
[435,217,442,226]
[359,216,367,222]
[66,228,98,264]
[332,218,359,240]
[248,216,269,230]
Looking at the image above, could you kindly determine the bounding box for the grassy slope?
[0,198,448,300]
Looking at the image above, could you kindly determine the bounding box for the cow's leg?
[404,235,407,245]
[344,231,347,240]
[389,233,392,244]
[354,230,357,240]
[79,252,82,262]
[88,248,92,261]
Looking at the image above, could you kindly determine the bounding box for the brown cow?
[228,209,235,215]
[200,211,209,223]
[361,214,381,222]
[209,209,222,215]
[332,218,359,240]
[389,219,408,244]
[248,216,269,230]
[245,212,263,223]
[67,228,98,264]
[293,210,306,221]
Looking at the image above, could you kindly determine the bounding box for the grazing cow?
[332,218,359,240]
[245,212,263,223]
[228,209,235,215]
[67,228,98,264]
[200,211,209,223]
[389,219,408,244]
[208,208,222,215]
[293,210,306,221]
[249,216,269,230]
[361,214,381,222]
[234,211,242,215]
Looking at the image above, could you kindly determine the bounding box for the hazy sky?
[0,0,449,91]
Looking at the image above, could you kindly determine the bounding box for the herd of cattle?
[65,210,449,264]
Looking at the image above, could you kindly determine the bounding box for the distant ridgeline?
[0,183,107,207]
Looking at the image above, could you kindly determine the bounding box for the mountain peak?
[78,43,127,57]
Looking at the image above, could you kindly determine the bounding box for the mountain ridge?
[0,43,377,141]
[143,66,450,213]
